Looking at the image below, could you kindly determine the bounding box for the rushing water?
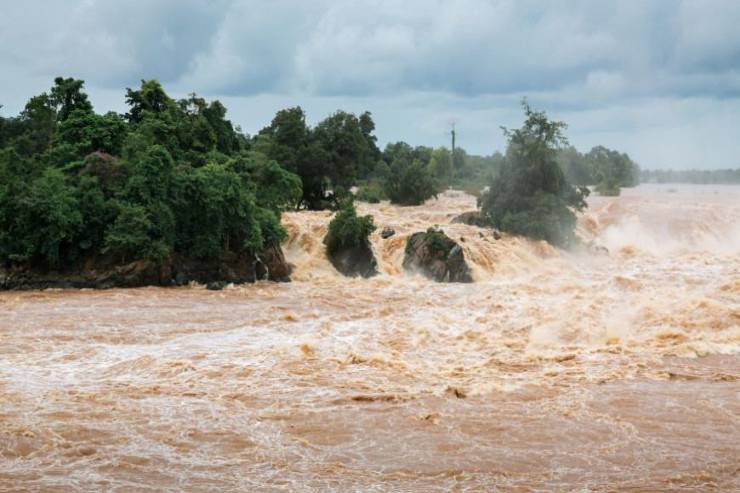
[1,185,739,492]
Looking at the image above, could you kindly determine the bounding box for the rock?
[492,230,502,240]
[206,281,227,291]
[402,229,473,283]
[380,227,396,239]
[256,244,292,282]
[451,211,489,227]
[586,241,609,255]
[0,244,292,291]
[327,239,378,278]
[173,272,189,286]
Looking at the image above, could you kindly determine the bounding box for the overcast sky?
[2,0,739,169]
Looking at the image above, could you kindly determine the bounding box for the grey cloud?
[1,0,739,168]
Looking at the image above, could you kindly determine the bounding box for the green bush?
[354,182,386,203]
[323,200,376,255]
[383,158,439,205]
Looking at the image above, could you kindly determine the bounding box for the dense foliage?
[323,199,376,255]
[354,182,386,203]
[380,142,440,205]
[1,78,650,274]
[256,108,380,210]
[478,101,589,247]
[0,78,297,270]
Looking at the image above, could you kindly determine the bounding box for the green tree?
[125,80,173,123]
[17,169,83,268]
[587,145,638,196]
[428,147,452,185]
[479,100,588,247]
[383,156,439,206]
[49,77,93,122]
[104,203,155,262]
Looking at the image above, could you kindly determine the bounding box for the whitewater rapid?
[1,185,738,491]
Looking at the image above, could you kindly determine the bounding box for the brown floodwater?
[1,185,739,492]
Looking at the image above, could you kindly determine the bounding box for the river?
[1,185,738,491]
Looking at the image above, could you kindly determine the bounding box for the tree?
[313,110,379,190]
[587,145,638,196]
[428,147,452,185]
[103,203,153,262]
[125,80,172,123]
[479,100,588,247]
[49,77,93,122]
[17,169,83,268]
[258,107,379,210]
[383,156,439,206]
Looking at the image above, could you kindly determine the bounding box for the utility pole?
[450,122,456,156]
[450,122,457,175]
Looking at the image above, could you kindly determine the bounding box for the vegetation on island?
[478,101,589,247]
[323,199,376,256]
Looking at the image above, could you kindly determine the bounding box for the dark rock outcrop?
[451,211,490,227]
[585,241,609,255]
[327,240,378,278]
[380,227,396,239]
[402,229,473,283]
[0,245,292,291]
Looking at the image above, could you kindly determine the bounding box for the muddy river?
[1,185,738,491]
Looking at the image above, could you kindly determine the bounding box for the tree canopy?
[478,100,589,247]
[0,78,293,270]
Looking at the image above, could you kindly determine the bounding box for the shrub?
[323,200,376,255]
[354,182,386,203]
[383,158,439,205]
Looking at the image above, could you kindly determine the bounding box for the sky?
[1,0,739,169]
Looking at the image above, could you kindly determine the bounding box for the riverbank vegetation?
[0,78,298,271]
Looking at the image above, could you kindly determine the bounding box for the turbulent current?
[1,185,739,492]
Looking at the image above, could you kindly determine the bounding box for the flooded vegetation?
[2,185,738,491]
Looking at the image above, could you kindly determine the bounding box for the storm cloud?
[2,0,739,168]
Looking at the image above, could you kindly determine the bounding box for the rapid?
[1,184,739,491]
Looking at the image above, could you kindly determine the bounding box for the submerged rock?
[451,211,490,227]
[327,240,378,278]
[585,241,609,255]
[380,227,396,239]
[402,228,473,283]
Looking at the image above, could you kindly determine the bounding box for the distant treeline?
[640,168,740,184]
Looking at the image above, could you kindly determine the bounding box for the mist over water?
[1,185,739,491]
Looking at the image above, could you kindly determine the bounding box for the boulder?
[380,227,396,239]
[451,211,489,227]
[327,239,378,278]
[402,229,473,282]
[585,241,609,255]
